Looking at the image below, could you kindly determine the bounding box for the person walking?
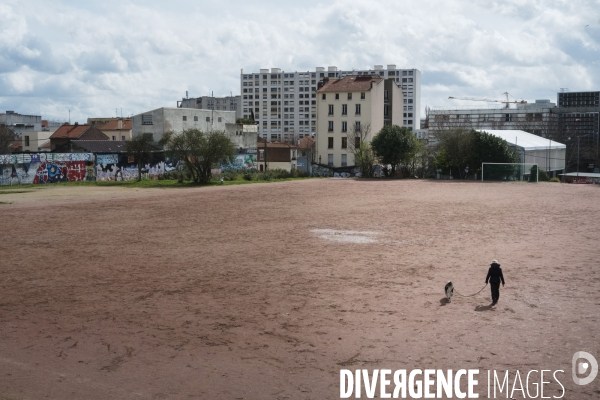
[486,259,505,305]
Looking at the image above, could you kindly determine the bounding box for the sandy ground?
[0,180,599,399]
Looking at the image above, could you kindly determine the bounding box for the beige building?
[97,118,132,141]
[22,131,53,152]
[315,75,403,168]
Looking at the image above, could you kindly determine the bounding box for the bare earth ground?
[0,180,599,399]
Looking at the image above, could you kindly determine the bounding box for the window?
[355,121,361,132]
[328,104,334,115]
[384,90,389,101]
[355,104,361,115]
[342,137,347,148]
[194,116,198,121]
[218,117,222,122]
[328,121,333,132]
[121,135,126,141]
[183,116,187,121]
[355,137,361,148]
[259,149,264,161]
[505,114,512,122]
[384,106,388,117]
[328,137,334,149]
[360,92,365,100]
[342,104,347,115]
[24,136,30,146]
[341,154,347,166]
[348,93,352,100]
[112,135,116,141]
[142,114,153,125]
[206,117,210,122]
[322,93,326,100]
[335,93,339,100]
[328,154,333,166]
[342,121,347,132]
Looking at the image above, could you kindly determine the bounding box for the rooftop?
[50,124,92,139]
[96,119,132,131]
[483,130,566,151]
[317,75,383,93]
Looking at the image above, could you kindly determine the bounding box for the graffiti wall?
[0,153,94,186]
[94,153,166,181]
[221,150,258,170]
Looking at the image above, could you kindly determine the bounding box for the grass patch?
[0,201,11,204]
[0,177,314,190]
[0,190,34,195]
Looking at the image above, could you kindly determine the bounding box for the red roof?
[317,75,382,93]
[50,124,93,139]
[96,119,132,131]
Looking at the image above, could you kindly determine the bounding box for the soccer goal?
[481,163,539,182]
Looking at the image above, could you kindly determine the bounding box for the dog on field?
[444,281,454,303]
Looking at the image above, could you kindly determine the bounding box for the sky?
[0,0,599,124]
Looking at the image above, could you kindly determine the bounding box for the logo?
[572,351,598,386]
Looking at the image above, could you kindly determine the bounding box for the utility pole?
[577,136,580,178]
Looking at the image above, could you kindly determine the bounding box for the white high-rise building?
[240,65,421,142]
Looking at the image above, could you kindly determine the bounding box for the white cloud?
[0,0,598,122]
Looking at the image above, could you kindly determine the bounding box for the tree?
[371,125,420,176]
[345,122,375,176]
[125,133,155,181]
[434,129,518,179]
[354,141,376,178]
[0,125,16,154]
[434,128,474,178]
[160,128,235,184]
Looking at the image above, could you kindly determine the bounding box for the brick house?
[257,136,298,172]
[49,124,109,151]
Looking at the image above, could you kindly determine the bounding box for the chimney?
[118,119,123,129]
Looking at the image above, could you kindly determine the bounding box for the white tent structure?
[483,130,566,173]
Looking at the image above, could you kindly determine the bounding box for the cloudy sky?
[1,0,598,123]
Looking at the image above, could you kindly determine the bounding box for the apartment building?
[427,100,559,137]
[556,90,599,166]
[0,111,42,134]
[177,95,241,119]
[315,75,403,169]
[131,107,236,143]
[240,65,420,142]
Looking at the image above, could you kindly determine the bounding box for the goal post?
[481,163,539,182]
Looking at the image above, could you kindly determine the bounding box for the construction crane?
[448,92,527,109]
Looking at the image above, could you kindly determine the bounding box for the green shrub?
[550,177,560,183]
[222,169,239,181]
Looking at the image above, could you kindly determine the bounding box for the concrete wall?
[132,108,236,143]
[225,123,258,150]
[0,153,94,185]
[95,153,168,181]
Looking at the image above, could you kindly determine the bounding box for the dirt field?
[1,180,599,399]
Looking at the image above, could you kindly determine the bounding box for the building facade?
[427,101,558,136]
[556,90,599,169]
[315,75,403,169]
[177,95,241,119]
[22,131,53,152]
[97,118,133,141]
[256,137,298,172]
[131,108,236,143]
[240,65,420,142]
[0,111,42,134]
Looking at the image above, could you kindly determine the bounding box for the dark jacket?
[486,264,505,284]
